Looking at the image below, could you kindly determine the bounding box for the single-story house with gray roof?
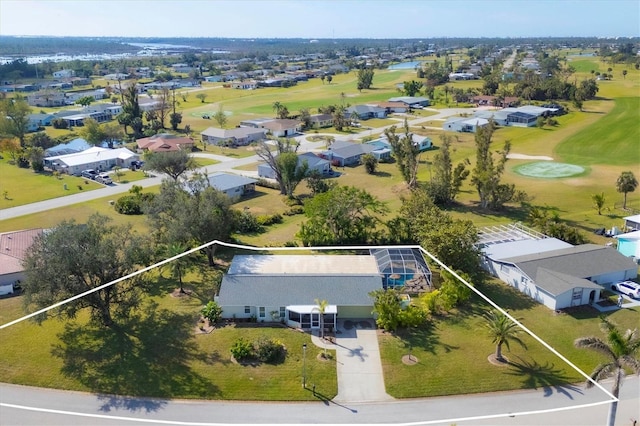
[258,152,331,179]
[344,105,387,120]
[322,140,375,167]
[387,96,430,108]
[206,173,257,199]
[216,255,382,329]
[481,237,638,310]
[201,126,267,146]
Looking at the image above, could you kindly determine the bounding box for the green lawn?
[555,97,640,166]
[0,288,337,400]
[0,157,103,208]
[380,279,640,398]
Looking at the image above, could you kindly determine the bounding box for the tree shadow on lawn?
[52,302,219,409]
[506,355,583,399]
[396,321,459,355]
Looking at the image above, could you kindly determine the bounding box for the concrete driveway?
[333,319,393,403]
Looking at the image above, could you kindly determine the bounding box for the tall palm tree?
[314,298,329,357]
[616,171,638,210]
[484,310,526,362]
[574,318,640,426]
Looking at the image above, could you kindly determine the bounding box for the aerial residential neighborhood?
[0,1,639,425]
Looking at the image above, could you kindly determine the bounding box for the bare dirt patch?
[402,354,418,365]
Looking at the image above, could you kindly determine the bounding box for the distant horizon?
[1,0,638,39]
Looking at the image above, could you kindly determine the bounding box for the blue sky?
[1,0,638,38]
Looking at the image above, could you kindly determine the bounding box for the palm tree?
[314,298,329,356]
[616,171,638,210]
[574,318,640,426]
[484,310,526,362]
[592,192,606,215]
[166,243,194,294]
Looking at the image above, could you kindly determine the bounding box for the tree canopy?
[0,95,31,147]
[22,214,153,328]
[384,119,420,189]
[144,149,197,182]
[616,171,638,210]
[255,138,300,195]
[145,176,235,266]
[297,185,388,246]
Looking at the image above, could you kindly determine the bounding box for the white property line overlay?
[0,240,617,426]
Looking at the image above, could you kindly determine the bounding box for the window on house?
[244,306,250,314]
[279,307,285,318]
[259,307,265,318]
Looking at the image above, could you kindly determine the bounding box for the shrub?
[283,196,303,207]
[201,301,223,323]
[255,337,286,363]
[256,213,283,226]
[284,205,305,215]
[230,338,254,361]
[52,118,68,129]
[233,210,264,233]
[114,195,143,215]
[255,178,280,190]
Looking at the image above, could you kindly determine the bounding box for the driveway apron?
[333,319,393,403]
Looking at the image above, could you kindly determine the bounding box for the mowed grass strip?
[0,158,103,208]
[0,282,337,401]
[555,97,640,166]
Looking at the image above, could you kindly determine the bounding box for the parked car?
[81,169,98,180]
[95,174,113,185]
[611,281,640,298]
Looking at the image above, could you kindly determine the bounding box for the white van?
[611,281,640,299]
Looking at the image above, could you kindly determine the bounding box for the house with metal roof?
[0,229,43,296]
[479,224,638,310]
[216,255,383,329]
[44,146,139,176]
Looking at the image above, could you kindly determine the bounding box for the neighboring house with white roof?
[615,230,640,260]
[258,152,331,179]
[623,214,640,231]
[479,223,638,310]
[44,147,139,175]
[201,126,267,146]
[444,117,489,133]
[0,229,43,296]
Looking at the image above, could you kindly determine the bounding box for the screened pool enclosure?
[370,248,432,292]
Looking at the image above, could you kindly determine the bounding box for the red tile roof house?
[136,134,195,153]
[0,229,43,296]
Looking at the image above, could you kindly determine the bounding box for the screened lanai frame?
[370,248,432,290]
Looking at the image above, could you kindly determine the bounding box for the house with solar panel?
[215,249,432,329]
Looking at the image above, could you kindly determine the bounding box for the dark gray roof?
[218,275,382,307]
[502,244,637,280]
[534,268,602,296]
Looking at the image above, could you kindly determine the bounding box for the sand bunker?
[507,153,554,160]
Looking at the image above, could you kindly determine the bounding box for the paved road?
[1,376,638,425]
